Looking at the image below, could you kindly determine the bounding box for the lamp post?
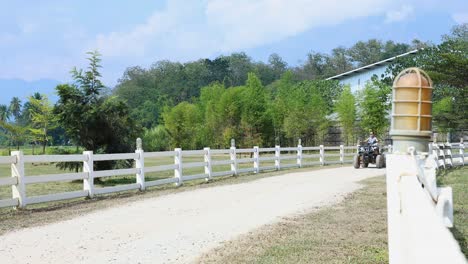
[386,67,459,263]
[390,67,433,153]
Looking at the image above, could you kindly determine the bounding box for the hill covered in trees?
[114,38,425,129]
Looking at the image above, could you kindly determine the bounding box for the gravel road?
[0,166,384,264]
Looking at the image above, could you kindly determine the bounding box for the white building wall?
[337,65,388,93]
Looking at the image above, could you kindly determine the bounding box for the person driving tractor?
[354,131,385,169]
[367,131,378,145]
[366,131,379,155]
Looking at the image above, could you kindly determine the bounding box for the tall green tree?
[268,53,288,78]
[28,95,57,153]
[433,96,457,134]
[0,122,29,150]
[331,47,353,74]
[298,52,335,80]
[0,104,10,122]
[347,39,383,67]
[70,51,104,100]
[55,51,140,170]
[358,80,391,137]
[9,97,22,122]
[217,86,245,146]
[142,125,170,151]
[240,73,271,147]
[283,81,329,145]
[198,83,226,147]
[227,52,254,86]
[163,102,202,149]
[271,71,296,141]
[18,92,42,126]
[381,40,411,60]
[335,86,356,144]
[308,80,343,114]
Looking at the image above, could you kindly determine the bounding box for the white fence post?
[440,144,447,169]
[297,143,303,168]
[386,154,404,264]
[253,146,259,173]
[230,146,237,176]
[11,151,26,208]
[446,143,453,167]
[204,147,212,181]
[460,138,465,165]
[386,154,466,264]
[430,142,440,168]
[83,151,94,198]
[135,138,145,191]
[275,145,280,170]
[339,145,344,164]
[320,145,325,166]
[174,148,183,186]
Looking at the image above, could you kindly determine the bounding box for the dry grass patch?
[198,176,388,264]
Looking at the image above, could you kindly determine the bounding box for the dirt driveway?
[0,166,384,264]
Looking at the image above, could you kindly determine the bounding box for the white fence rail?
[429,141,467,168]
[1,140,462,211]
[0,143,359,209]
[386,139,467,264]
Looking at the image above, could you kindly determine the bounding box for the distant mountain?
[0,79,62,105]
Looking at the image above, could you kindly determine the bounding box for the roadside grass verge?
[198,166,468,263]
[438,166,468,257]
[198,176,389,264]
[0,163,342,235]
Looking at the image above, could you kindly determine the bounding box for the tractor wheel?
[376,154,384,169]
[363,161,369,168]
[353,155,360,169]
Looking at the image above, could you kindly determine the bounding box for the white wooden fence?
[386,139,467,264]
[429,141,466,168]
[0,143,359,209]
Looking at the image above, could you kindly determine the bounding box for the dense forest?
[0,24,466,157]
[113,38,426,129]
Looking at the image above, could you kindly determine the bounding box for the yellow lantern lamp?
[390,67,433,153]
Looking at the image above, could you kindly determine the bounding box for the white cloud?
[385,5,414,23]
[6,0,459,85]
[91,0,396,60]
[93,0,217,59]
[452,12,468,24]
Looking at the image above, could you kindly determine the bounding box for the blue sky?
[0,0,466,90]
